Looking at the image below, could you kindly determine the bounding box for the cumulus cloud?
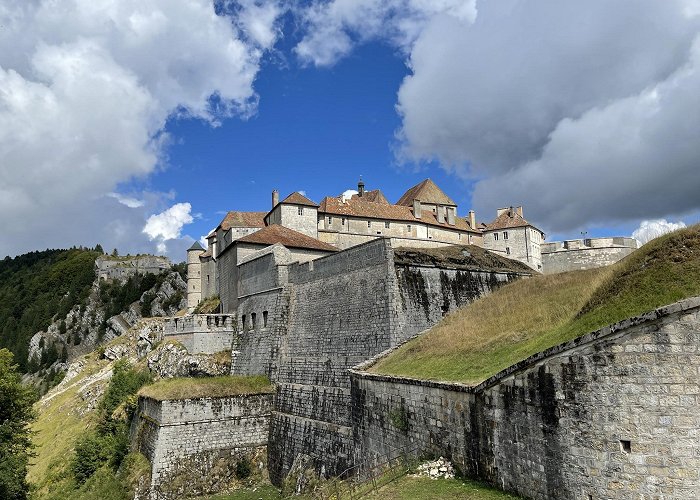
[143,203,194,241]
[0,0,281,257]
[341,189,358,202]
[632,219,687,245]
[391,0,700,231]
[294,0,476,66]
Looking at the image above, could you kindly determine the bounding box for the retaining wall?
[351,297,700,500]
[131,392,273,499]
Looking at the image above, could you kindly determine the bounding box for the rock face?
[27,264,186,389]
[147,341,230,378]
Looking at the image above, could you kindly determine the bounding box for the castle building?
[187,178,542,311]
[480,206,546,271]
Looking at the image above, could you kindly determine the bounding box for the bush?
[72,433,114,484]
[235,458,252,480]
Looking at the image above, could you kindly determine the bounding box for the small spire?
[358,176,365,197]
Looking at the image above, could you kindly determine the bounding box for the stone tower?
[186,241,205,312]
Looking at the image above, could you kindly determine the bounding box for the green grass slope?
[372,225,700,385]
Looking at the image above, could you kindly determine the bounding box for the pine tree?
[0,349,36,499]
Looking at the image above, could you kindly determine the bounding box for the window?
[620,440,631,453]
[367,221,371,228]
[407,224,411,232]
[298,206,304,216]
[494,233,499,241]
[241,315,246,330]
[251,313,256,330]
[263,311,268,328]
[503,231,508,240]
[506,247,511,255]
[328,216,332,225]
[207,275,210,283]
[385,221,390,229]
[341,217,346,226]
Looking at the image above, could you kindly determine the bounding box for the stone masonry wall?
[395,265,523,339]
[163,314,234,354]
[351,297,700,500]
[131,393,273,499]
[266,238,523,485]
[542,245,637,274]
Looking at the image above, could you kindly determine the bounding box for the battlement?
[163,314,235,354]
[541,236,638,274]
[96,254,171,282]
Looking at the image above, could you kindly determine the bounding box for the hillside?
[0,248,100,373]
[371,225,700,384]
[0,248,187,394]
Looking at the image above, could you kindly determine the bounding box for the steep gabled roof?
[319,196,480,233]
[396,178,456,207]
[237,224,338,252]
[280,192,319,207]
[484,209,540,232]
[187,241,204,251]
[351,189,389,204]
[218,211,266,230]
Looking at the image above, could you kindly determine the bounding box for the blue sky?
[1,1,699,258]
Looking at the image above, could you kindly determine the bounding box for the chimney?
[497,207,509,217]
[358,178,365,197]
[468,210,476,229]
[447,207,455,226]
[437,206,446,224]
[516,206,523,217]
[508,206,514,217]
[413,199,422,219]
[272,189,279,208]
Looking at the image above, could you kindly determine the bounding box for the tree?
[0,349,37,499]
[94,244,104,254]
[111,248,118,257]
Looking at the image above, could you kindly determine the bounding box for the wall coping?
[350,296,700,394]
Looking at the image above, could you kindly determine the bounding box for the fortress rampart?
[541,237,638,274]
[351,296,700,499]
[163,314,235,354]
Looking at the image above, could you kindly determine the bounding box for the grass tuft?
[372,225,700,385]
[137,375,274,401]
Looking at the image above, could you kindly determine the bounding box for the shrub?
[235,458,252,480]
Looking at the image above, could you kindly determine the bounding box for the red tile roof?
[236,224,338,252]
[319,196,479,233]
[351,189,389,204]
[280,192,319,207]
[218,211,266,230]
[396,178,456,207]
[484,209,539,231]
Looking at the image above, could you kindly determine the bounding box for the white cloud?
[143,203,194,241]
[107,192,145,208]
[341,189,358,202]
[294,0,476,66]
[0,0,281,257]
[389,0,700,231]
[632,219,687,245]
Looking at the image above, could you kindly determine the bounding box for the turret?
[186,241,205,312]
[358,177,365,197]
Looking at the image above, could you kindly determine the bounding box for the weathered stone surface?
[130,393,273,500]
[351,297,700,500]
[146,341,230,378]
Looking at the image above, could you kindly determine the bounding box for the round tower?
[186,241,205,312]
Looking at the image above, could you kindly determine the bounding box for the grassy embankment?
[138,374,273,400]
[372,225,700,384]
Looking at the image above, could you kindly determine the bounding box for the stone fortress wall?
[541,236,638,274]
[96,255,171,282]
[217,238,528,484]
[163,314,235,354]
[350,297,700,500]
[130,392,273,499]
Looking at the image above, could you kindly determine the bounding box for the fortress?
[133,178,674,500]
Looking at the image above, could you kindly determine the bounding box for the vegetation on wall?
[0,248,100,372]
[0,349,37,500]
[372,225,700,384]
